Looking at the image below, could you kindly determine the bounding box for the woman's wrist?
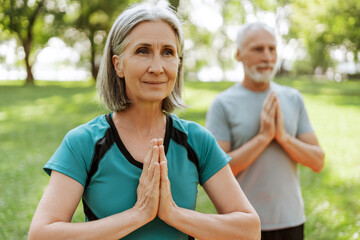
[159,203,180,225]
[131,204,156,225]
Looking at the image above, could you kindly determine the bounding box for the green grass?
[1,77,359,239]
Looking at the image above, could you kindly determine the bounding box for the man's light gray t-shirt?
[206,82,313,230]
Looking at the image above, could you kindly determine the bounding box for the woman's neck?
[113,103,166,139]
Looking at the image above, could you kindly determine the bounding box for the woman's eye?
[163,49,174,56]
[136,48,149,54]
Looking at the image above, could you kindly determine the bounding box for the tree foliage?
[61,0,137,81]
[0,0,67,85]
[1,0,360,83]
[178,0,246,81]
[288,0,360,73]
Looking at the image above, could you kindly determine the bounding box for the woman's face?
[113,20,179,107]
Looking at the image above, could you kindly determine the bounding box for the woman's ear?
[112,55,124,78]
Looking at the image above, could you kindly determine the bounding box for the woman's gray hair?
[96,3,185,112]
[236,22,276,50]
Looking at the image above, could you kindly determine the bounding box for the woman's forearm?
[163,206,261,240]
[28,207,149,240]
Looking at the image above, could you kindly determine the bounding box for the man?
[206,22,325,240]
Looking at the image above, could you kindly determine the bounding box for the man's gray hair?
[236,22,276,50]
[96,3,185,112]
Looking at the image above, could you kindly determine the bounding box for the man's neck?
[242,76,271,92]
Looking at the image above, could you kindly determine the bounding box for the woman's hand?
[133,139,161,222]
[158,144,178,222]
[133,138,177,223]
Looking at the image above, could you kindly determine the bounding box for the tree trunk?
[91,62,99,81]
[22,38,34,85]
[25,58,35,85]
[21,1,44,86]
[90,31,98,81]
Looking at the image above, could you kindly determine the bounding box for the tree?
[0,0,65,85]
[178,0,246,81]
[288,0,360,73]
[325,1,360,61]
[63,0,135,81]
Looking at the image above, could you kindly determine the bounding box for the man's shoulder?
[272,82,302,97]
[214,83,247,101]
[272,81,299,92]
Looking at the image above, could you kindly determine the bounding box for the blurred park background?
[1,0,360,239]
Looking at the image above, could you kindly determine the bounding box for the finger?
[159,145,166,164]
[143,141,158,177]
[262,96,276,121]
[263,91,276,112]
[160,146,169,187]
[160,160,169,193]
[269,98,277,117]
[144,140,156,166]
[142,146,159,186]
[276,101,284,124]
[277,104,282,118]
[276,97,282,112]
[264,91,274,101]
[152,162,161,189]
[268,93,278,113]
[147,146,158,175]
[151,145,160,165]
[157,138,164,147]
[273,96,281,115]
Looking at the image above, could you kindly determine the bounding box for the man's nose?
[263,48,275,62]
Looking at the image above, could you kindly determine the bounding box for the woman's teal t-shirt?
[44,113,230,240]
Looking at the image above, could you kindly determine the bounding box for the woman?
[28,3,260,240]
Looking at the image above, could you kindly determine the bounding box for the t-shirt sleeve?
[190,124,231,186]
[43,127,92,187]
[205,97,232,142]
[296,92,314,136]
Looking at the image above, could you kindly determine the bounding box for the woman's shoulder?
[64,114,110,145]
[170,114,212,139]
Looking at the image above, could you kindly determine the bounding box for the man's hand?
[259,91,277,143]
[274,97,289,145]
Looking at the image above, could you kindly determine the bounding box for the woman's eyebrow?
[134,43,176,49]
[134,43,152,48]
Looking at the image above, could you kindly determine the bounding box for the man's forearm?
[277,133,325,172]
[228,133,272,175]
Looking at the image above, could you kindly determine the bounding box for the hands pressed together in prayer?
[259,91,288,145]
[133,138,177,223]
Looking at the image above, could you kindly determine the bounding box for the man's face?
[237,28,277,83]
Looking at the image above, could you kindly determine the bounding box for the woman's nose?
[148,54,164,75]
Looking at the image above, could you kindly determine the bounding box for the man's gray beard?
[244,63,277,83]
